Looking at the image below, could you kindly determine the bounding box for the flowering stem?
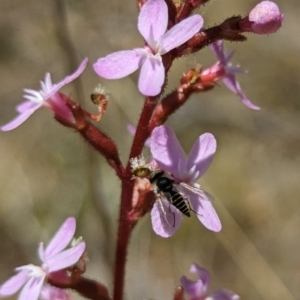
[126,96,158,170]
[113,178,134,300]
[113,96,157,300]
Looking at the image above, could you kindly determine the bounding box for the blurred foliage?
[0,0,299,299]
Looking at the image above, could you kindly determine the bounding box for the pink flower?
[93,0,203,96]
[0,217,85,300]
[180,264,240,300]
[239,1,284,35]
[150,125,221,237]
[1,58,88,131]
[207,40,260,110]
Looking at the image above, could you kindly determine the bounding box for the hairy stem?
[113,96,157,300]
[113,178,134,300]
[126,96,158,170]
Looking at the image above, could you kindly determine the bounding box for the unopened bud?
[239,1,284,34]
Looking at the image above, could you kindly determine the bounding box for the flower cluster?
[0,218,85,300]
[94,0,203,96]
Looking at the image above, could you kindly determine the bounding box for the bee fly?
[149,170,191,217]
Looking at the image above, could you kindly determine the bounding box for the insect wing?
[183,188,221,232]
[151,197,182,238]
[178,182,213,202]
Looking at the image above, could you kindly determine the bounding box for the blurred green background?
[0,0,299,299]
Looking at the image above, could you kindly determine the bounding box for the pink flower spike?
[0,217,85,300]
[93,0,203,96]
[240,1,284,35]
[180,264,240,300]
[209,40,260,110]
[150,125,221,235]
[1,58,88,131]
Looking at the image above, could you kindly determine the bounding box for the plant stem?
[113,96,157,300]
[113,178,134,300]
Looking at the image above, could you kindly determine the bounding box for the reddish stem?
[126,96,158,170]
[113,178,135,300]
[113,96,157,300]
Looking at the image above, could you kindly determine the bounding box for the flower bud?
[239,1,284,34]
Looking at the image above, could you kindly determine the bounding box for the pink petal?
[190,264,210,288]
[160,15,203,54]
[187,133,217,179]
[138,55,165,96]
[16,100,38,113]
[150,125,187,178]
[49,58,88,98]
[0,269,29,296]
[127,124,136,136]
[47,242,86,273]
[0,102,42,131]
[138,0,168,48]
[94,50,144,79]
[180,275,206,297]
[38,243,46,263]
[180,265,210,297]
[187,192,221,232]
[151,199,182,238]
[18,276,44,300]
[209,40,226,64]
[209,289,240,300]
[45,217,76,258]
[223,75,260,110]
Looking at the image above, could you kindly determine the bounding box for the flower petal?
[181,275,204,297]
[0,103,42,131]
[45,217,76,258]
[190,264,210,289]
[151,198,182,238]
[209,40,226,64]
[180,265,211,297]
[49,58,88,98]
[43,58,88,100]
[187,133,217,179]
[209,289,240,300]
[18,276,44,300]
[187,192,222,232]
[16,100,38,113]
[0,269,29,296]
[150,125,187,178]
[159,15,203,54]
[47,242,86,273]
[138,55,165,96]
[223,75,260,110]
[94,50,144,79]
[138,0,168,48]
